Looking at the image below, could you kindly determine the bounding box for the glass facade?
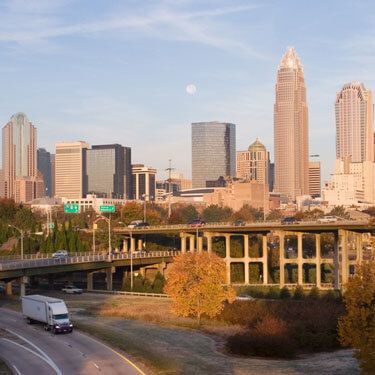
[37,148,53,197]
[191,122,236,188]
[86,144,132,199]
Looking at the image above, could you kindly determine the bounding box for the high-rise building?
[55,141,89,199]
[132,164,156,201]
[335,82,373,163]
[236,138,269,184]
[274,47,309,201]
[191,121,236,188]
[37,148,54,197]
[268,163,275,192]
[308,161,321,198]
[2,113,37,200]
[86,144,132,199]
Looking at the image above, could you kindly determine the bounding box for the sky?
[0,0,375,182]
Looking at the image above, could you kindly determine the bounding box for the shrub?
[307,287,320,299]
[266,287,280,299]
[293,285,304,300]
[280,286,291,299]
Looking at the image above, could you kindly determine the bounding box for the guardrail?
[86,290,169,298]
[0,250,181,272]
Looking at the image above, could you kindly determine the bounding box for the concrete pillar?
[333,231,340,289]
[315,234,321,289]
[105,268,114,291]
[204,233,212,253]
[226,261,231,284]
[189,235,195,252]
[5,282,12,295]
[356,233,363,265]
[123,238,128,252]
[225,234,231,259]
[244,261,249,284]
[262,235,268,285]
[130,237,136,252]
[87,272,94,291]
[197,236,203,253]
[180,234,187,254]
[297,233,303,285]
[18,276,27,297]
[137,239,143,251]
[279,232,285,287]
[340,230,349,288]
[244,235,249,258]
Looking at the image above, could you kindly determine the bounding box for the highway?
[0,308,145,375]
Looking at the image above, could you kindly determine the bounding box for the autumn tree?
[202,205,233,223]
[338,260,375,373]
[165,252,235,325]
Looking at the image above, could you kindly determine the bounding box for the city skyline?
[1,1,375,182]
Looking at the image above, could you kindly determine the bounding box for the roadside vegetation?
[0,358,12,375]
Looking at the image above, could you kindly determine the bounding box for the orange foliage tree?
[165,252,236,324]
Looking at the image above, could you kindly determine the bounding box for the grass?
[75,321,179,374]
[0,359,12,375]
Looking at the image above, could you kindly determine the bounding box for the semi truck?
[21,295,73,334]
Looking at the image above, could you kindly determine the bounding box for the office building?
[86,144,132,199]
[55,141,89,199]
[274,47,309,200]
[336,82,373,163]
[308,161,321,198]
[268,163,275,192]
[132,164,156,201]
[37,148,54,197]
[236,138,269,184]
[15,173,45,203]
[191,121,236,188]
[2,113,37,200]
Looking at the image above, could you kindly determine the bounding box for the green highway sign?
[64,203,80,213]
[48,223,55,229]
[99,205,116,213]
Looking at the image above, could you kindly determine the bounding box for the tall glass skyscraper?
[191,122,236,188]
[37,148,54,197]
[86,144,132,199]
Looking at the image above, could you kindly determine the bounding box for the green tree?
[338,261,375,373]
[232,204,263,222]
[266,209,282,221]
[329,205,350,219]
[202,205,233,223]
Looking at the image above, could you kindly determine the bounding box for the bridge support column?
[262,235,268,285]
[279,232,285,287]
[244,235,249,258]
[137,239,143,250]
[18,276,26,297]
[333,232,339,289]
[180,233,187,254]
[225,234,231,258]
[5,282,12,295]
[356,233,363,265]
[105,268,114,291]
[130,237,136,252]
[197,236,203,253]
[205,233,212,253]
[315,234,321,289]
[87,272,94,291]
[297,233,303,285]
[123,238,128,252]
[189,236,195,252]
[340,230,349,289]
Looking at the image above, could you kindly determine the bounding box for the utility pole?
[165,159,175,219]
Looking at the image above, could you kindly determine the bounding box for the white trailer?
[21,295,73,334]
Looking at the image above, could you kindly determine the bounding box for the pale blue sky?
[0,0,374,181]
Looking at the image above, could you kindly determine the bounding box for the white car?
[52,250,69,258]
[62,285,83,294]
[236,294,255,301]
[318,216,338,223]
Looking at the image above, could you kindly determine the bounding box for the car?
[236,294,255,301]
[188,219,206,227]
[233,220,246,226]
[52,250,69,259]
[128,220,150,228]
[62,285,83,294]
[281,216,300,225]
[317,216,338,223]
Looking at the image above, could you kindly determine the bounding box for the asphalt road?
[0,308,144,375]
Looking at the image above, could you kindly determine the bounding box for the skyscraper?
[236,138,269,185]
[308,160,321,198]
[191,121,236,188]
[55,141,89,199]
[86,144,132,199]
[37,148,54,197]
[274,47,309,201]
[132,164,156,201]
[335,82,373,163]
[2,113,37,200]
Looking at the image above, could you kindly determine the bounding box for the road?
[0,308,145,375]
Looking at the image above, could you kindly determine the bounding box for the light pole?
[9,225,24,260]
[94,215,112,261]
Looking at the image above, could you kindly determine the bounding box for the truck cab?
[47,300,73,333]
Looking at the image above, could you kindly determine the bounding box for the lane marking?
[2,338,59,374]
[92,362,100,370]
[82,334,145,374]
[12,364,21,375]
[5,329,62,375]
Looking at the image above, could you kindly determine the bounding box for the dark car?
[188,219,206,227]
[281,216,300,225]
[233,220,246,226]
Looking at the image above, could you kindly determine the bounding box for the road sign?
[48,223,55,229]
[99,205,116,213]
[64,204,80,213]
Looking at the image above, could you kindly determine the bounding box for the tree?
[231,204,263,222]
[266,209,282,221]
[338,261,375,373]
[165,253,236,325]
[329,205,350,219]
[202,205,232,223]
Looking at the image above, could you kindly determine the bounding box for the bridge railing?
[0,250,181,271]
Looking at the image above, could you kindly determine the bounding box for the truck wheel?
[27,318,33,324]
[69,328,73,333]
[44,324,49,331]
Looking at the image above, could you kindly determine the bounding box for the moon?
[186,84,197,95]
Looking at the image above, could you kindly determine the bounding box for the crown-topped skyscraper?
[274,47,309,201]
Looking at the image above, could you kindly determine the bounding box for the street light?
[8,225,24,260]
[94,215,112,261]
